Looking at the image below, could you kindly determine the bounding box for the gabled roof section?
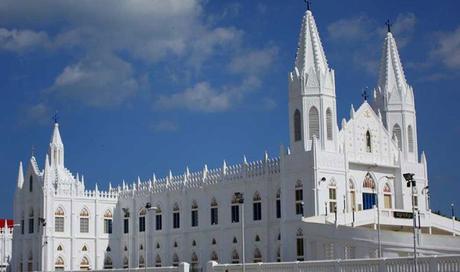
[377,32,408,95]
[294,9,329,74]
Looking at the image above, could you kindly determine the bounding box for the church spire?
[294,5,329,74]
[377,30,408,96]
[49,122,64,168]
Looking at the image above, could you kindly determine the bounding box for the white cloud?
[48,53,139,108]
[0,28,49,52]
[327,13,417,75]
[432,26,460,69]
[155,76,260,112]
[327,16,373,42]
[228,47,278,75]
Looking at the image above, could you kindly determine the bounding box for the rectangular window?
[295,189,303,215]
[296,238,304,261]
[276,199,281,219]
[104,219,112,234]
[28,218,34,234]
[191,210,198,227]
[139,216,145,232]
[329,188,337,213]
[21,220,24,235]
[123,218,129,234]
[155,214,162,230]
[55,217,64,232]
[253,202,262,221]
[211,207,218,225]
[173,212,180,229]
[80,218,89,233]
[384,195,392,209]
[231,205,239,223]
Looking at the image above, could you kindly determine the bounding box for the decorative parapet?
[119,156,281,198]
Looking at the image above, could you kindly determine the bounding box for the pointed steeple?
[48,122,65,168]
[377,31,408,96]
[17,161,24,189]
[294,7,329,74]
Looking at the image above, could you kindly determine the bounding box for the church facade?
[11,6,460,272]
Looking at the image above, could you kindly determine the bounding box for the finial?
[305,0,311,11]
[385,19,392,33]
[52,110,59,124]
[361,86,369,101]
[31,145,35,157]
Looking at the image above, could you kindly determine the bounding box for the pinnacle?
[294,8,329,75]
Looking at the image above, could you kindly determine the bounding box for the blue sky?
[0,0,459,218]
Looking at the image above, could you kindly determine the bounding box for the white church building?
[11,5,460,272]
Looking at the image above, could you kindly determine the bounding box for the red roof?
[0,219,14,228]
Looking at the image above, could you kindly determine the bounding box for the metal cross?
[52,111,59,124]
[304,0,311,10]
[385,19,392,33]
[362,87,369,101]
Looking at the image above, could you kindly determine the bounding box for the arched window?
[231,249,240,264]
[103,256,113,269]
[294,109,302,141]
[156,242,160,249]
[255,235,261,242]
[28,209,34,234]
[309,106,320,139]
[173,241,178,248]
[155,205,162,230]
[104,210,113,234]
[55,207,65,232]
[349,179,356,211]
[106,246,111,252]
[295,181,303,215]
[138,255,145,268]
[211,197,218,225]
[211,238,217,245]
[276,189,281,219]
[276,246,281,262]
[366,130,372,152]
[81,245,88,252]
[328,180,337,213]
[123,257,129,269]
[383,183,392,209]
[55,257,64,271]
[191,252,199,271]
[253,248,262,263]
[29,176,33,192]
[173,203,180,229]
[326,108,333,140]
[362,173,376,210]
[57,245,63,252]
[296,228,304,261]
[139,208,146,232]
[155,254,162,267]
[80,257,90,271]
[191,200,199,227]
[79,208,89,233]
[172,253,179,267]
[408,125,414,153]
[253,192,262,221]
[233,237,238,244]
[211,251,219,262]
[231,195,240,223]
[192,240,197,247]
[139,244,143,250]
[393,124,402,150]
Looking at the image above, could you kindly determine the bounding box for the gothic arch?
[309,106,320,139]
[408,125,414,153]
[326,108,333,140]
[294,109,302,141]
[392,124,402,150]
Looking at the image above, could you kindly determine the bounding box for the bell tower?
[288,4,338,153]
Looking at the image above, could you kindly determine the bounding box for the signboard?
[393,211,414,219]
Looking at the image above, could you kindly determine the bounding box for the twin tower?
[288,7,418,162]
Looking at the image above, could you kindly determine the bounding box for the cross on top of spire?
[362,87,369,101]
[385,19,392,33]
[304,0,311,11]
[53,111,59,124]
